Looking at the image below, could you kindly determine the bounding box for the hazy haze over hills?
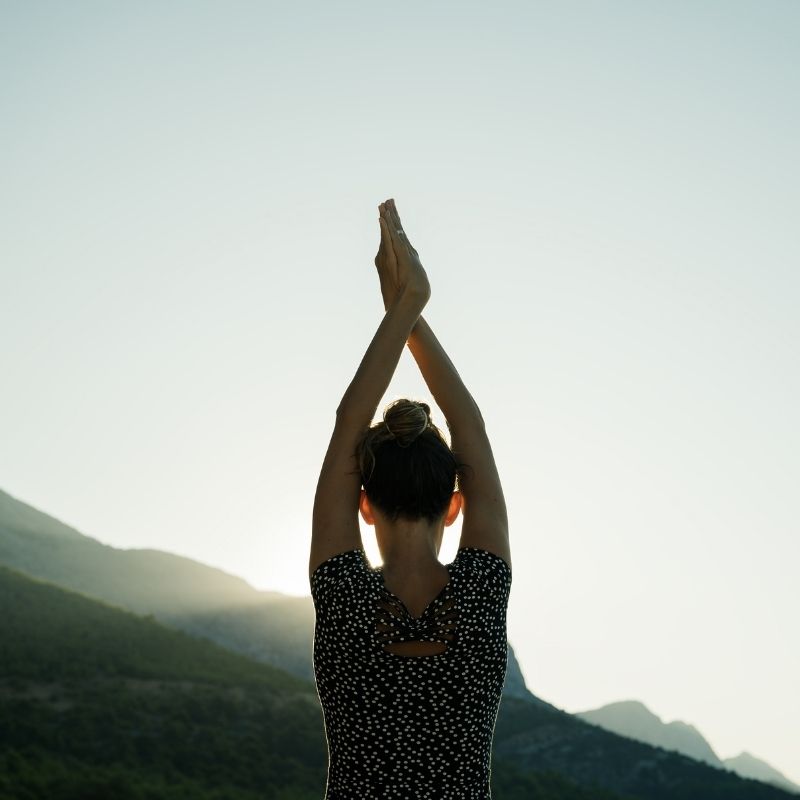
[0,487,272,614]
[724,754,800,797]
[0,485,517,686]
[577,700,723,767]
[1,484,797,799]
[2,558,795,799]
[576,700,800,796]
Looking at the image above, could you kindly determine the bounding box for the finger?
[386,198,401,232]
[376,215,387,262]
[396,206,417,254]
[382,198,401,239]
[392,197,402,222]
[378,215,395,254]
[391,200,410,246]
[389,199,413,250]
[382,203,393,231]
[375,223,385,265]
[381,201,403,247]
[393,210,421,260]
[379,202,395,241]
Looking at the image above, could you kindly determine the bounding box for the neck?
[375,517,445,572]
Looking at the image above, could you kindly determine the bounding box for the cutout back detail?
[375,581,459,658]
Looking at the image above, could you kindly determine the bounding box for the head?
[356,399,464,533]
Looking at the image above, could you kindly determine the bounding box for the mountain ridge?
[575,699,799,795]
[1,484,795,799]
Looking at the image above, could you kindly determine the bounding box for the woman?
[309,198,512,799]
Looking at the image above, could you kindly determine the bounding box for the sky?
[1,0,798,786]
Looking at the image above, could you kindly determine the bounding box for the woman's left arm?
[309,286,428,581]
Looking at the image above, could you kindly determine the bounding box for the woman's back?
[311,546,512,800]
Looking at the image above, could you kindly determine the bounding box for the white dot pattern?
[311,547,512,800]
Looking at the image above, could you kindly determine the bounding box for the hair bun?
[383,399,431,448]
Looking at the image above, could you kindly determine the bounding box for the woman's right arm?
[407,315,511,568]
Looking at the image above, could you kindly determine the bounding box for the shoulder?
[309,548,368,604]
[452,546,512,591]
[453,546,512,574]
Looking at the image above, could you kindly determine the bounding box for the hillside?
[576,700,723,767]
[1,486,795,799]
[0,563,327,799]
[0,486,531,688]
[0,487,274,614]
[0,485,318,679]
[575,700,799,794]
[0,564,629,800]
[494,697,793,800]
[725,753,800,796]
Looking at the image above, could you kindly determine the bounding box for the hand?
[374,202,399,311]
[375,198,431,309]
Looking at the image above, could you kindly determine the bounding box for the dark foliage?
[0,565,628,800]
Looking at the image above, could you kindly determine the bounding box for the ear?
[359,489,376,526]
[444,491,463,527]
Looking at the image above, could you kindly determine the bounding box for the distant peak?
[594,699,660,719]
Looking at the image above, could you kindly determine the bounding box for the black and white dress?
[310,546,512,800]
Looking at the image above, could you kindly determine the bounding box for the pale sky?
[2,0,798,786]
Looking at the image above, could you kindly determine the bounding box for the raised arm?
[309,203,430,581]
[379,200,510,568]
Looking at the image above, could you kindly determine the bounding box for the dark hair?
[355,398,463,524]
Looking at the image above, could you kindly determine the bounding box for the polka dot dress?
[310,547,512,800]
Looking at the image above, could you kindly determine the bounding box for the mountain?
[0,563,629,800]
[504,644,562,712]
[0,562,327,799]
[0,485,316,678]
[0,486,275,614]
[575,700,723,767]
[494,697,793,800]
[575,700,800,795]
[1,485,796,800]
[0,485,520,686]
[0,487,86,541]
[724,753,800,795]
